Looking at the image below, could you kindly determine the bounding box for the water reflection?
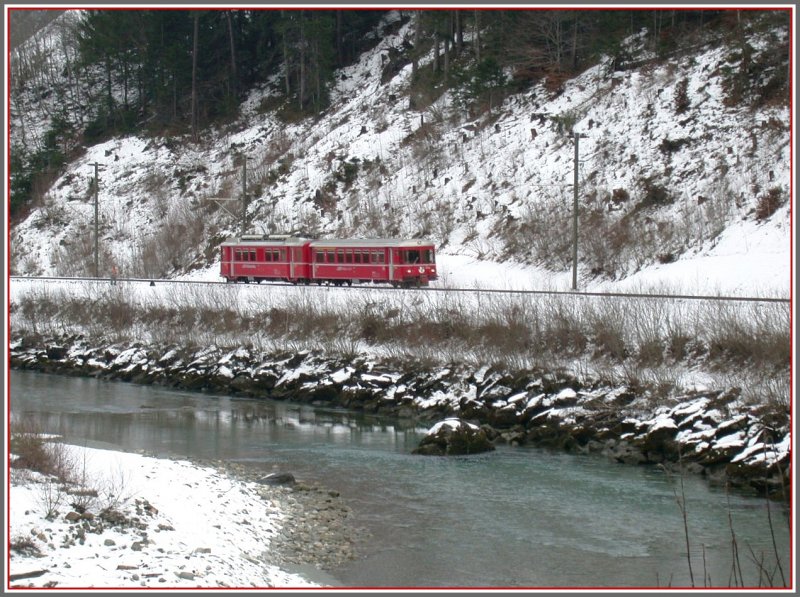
[10,370,791,588]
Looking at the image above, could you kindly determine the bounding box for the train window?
[377,252,385,264]
[345,250,353,264]
[250,250,256,261]
[404,250,421,264]
[354,252,362,264]
[422,249,433,264]
[315,251,324,263]
[337,249,345,263]
[273,249,280,261]
[280,249,286,262]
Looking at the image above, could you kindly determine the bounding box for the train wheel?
[347,280,353,287]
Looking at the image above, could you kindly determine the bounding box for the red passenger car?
[220,235,311,284]
[220,235,437,287]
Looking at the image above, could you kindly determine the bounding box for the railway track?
[9,275,791,304]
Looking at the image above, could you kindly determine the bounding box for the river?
[9,370,791,588]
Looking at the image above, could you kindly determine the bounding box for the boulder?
[258,472,296,486]
[412,418,495,456]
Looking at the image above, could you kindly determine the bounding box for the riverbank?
[8,442,360,589]
[9,333,791,500]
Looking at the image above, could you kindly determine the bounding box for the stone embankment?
[10,334,790,499]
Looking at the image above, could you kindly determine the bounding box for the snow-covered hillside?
[8,10,793,298]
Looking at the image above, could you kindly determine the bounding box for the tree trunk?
[443,35,450,83]
[226,11,238,101]
[105,56,113,116]
[123,59,129,110]
[474,10,481,62]
[336,10,343,65]
[412,11,421,78]
[433,30,440,74]
[571,14,578,70]
[282,12,291,96]
[455,10,463,55]
[191,12,199,140]
[299,13,306,110]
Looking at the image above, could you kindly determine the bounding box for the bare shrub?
[755,187,785,221]
[10,535,43,557]
[93,286,137,341]
[539,297,588,356]
[674,77,690,114]
[37,480,67,520]
[97,467,133,511]
[12,286,60,335]
[132,198,207,278]
[325,336,363,361]
[10,418,76,483]
[702,302,790,369]
[51,221,115,277]
[586,300,629,359]
[66,451,98,513]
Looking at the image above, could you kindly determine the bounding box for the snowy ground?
[8,443,321,589]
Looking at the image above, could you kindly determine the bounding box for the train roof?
[221,235,310,247]
[221,236,436,249]
[309,238,436,248]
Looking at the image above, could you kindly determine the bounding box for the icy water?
[10,370,791,588]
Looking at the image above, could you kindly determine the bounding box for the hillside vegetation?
[9,8,791,289]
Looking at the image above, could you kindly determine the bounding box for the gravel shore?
[209,459,370,580]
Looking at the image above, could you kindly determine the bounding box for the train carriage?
[309,238,437,287]
[220,234,312,284]
[220,235,437,287]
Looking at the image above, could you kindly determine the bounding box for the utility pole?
[571,131,583,291]
[90,162,105,278]
[240,155,248,237]
[207,154,250,238]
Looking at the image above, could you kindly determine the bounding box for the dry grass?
[10,282,790,403]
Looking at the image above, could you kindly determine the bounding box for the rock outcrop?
[412,418,495,456]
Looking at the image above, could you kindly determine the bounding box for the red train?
[220,235,438,287]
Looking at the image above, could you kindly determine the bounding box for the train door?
[221,246,230,279]
[290,246,305,280]
[388,248,396,282]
